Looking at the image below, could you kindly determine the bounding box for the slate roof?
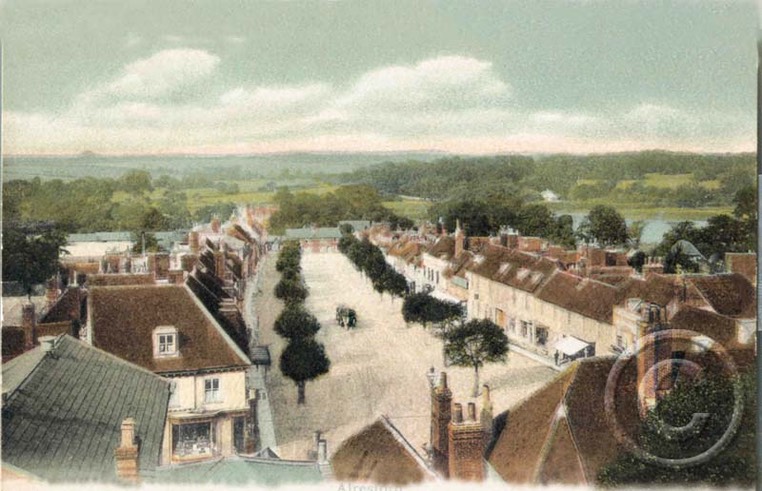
[488,357,639,485]
[89,284,250,374]
[331,416,437,485]
[2,335,170,483]
[150,455,324,486]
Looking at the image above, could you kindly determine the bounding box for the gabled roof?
[488,357,639,485]
[150,455,324,486]
[535,272,626,324]
[89,284,250,374]
[331,416,437,485]
[687,273,756,318]
[2,335,170,483]
[467,245,560,293]
[425,236,455,260]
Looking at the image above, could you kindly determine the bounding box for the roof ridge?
[2,346,48,402]
[182,284,251,366]
[380,415,439,480]
[63,334,172,383]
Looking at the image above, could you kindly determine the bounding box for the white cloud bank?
[3,49,753,155]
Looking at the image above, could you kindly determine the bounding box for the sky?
[1,0,757,156]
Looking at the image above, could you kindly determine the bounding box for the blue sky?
[1,0,757,155]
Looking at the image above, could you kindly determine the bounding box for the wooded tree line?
[268,185,413,234]
[274,241,330,405]
[344,151,754,206]
[2,171,241,233]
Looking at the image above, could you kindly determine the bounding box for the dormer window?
[154,326,179,358]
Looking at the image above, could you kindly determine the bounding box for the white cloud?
[337,56,511,112]
[2,54,754,155]
[79,49,220,104]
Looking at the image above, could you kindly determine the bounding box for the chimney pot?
[467,402,477,421]
[439,372,448,389]
[39,336,57,352]
[317,439,328,463]
[453,403,464,423]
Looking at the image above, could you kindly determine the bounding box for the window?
[521,321,530,338]
[509,318,516,333]
[535,326,548,346]
[616,335,625,349]
[159,333,176,354]
[154,326,179,358]
[172,422,214,459]
[204,378,221,403]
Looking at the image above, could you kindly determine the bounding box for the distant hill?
[2,152,447,181]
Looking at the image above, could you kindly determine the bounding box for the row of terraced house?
[371,221,756,366]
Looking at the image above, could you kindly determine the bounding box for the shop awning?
[554,336,590,356]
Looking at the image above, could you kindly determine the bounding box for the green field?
[382,199,431,221]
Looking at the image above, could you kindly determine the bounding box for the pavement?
[256,251,556,461]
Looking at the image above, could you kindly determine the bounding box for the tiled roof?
[89,285,250,374]
[425,236,455,260]
[39,288,83,324]
[331,416,436,485]
[687,274,756,318]
[535,272,626,324]
[467,245,560,293]
[2,335,170,483]
[488,357,639,485]
[150,455,324,486]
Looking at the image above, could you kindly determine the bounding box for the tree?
[627,251,647,273]
[119,170,153,195]
[131,231,165,254]
[2,224,68,299]
[597,373,756,487]
[402,293,463,329]
[444,319,508,397]
[274,277,308,304]
[579,205,628,246]
[280,338,331,404]
[663,244,700,274]
[274,305,321,339]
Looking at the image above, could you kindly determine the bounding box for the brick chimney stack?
[480,384,494,448]
[454,220,465,258]
[430,371,452,477]
[189,231,200,254]
[46,278,60,307]
[213,250,227,281]
[448,400,486,481]
[21,303,37,350]
[114,417,140,483]
[211,217,221,234]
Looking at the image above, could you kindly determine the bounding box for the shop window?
[172,422,214,459]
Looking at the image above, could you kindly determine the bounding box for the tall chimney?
[454,220,465,258]
[448,400,486,481]
[114,418,140,483]
[21,303,37,350]
[46,278,59,307]
[211,217,221,234]
[430,371,452,477]
[189,231,200,254]
[480,384,494,448]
